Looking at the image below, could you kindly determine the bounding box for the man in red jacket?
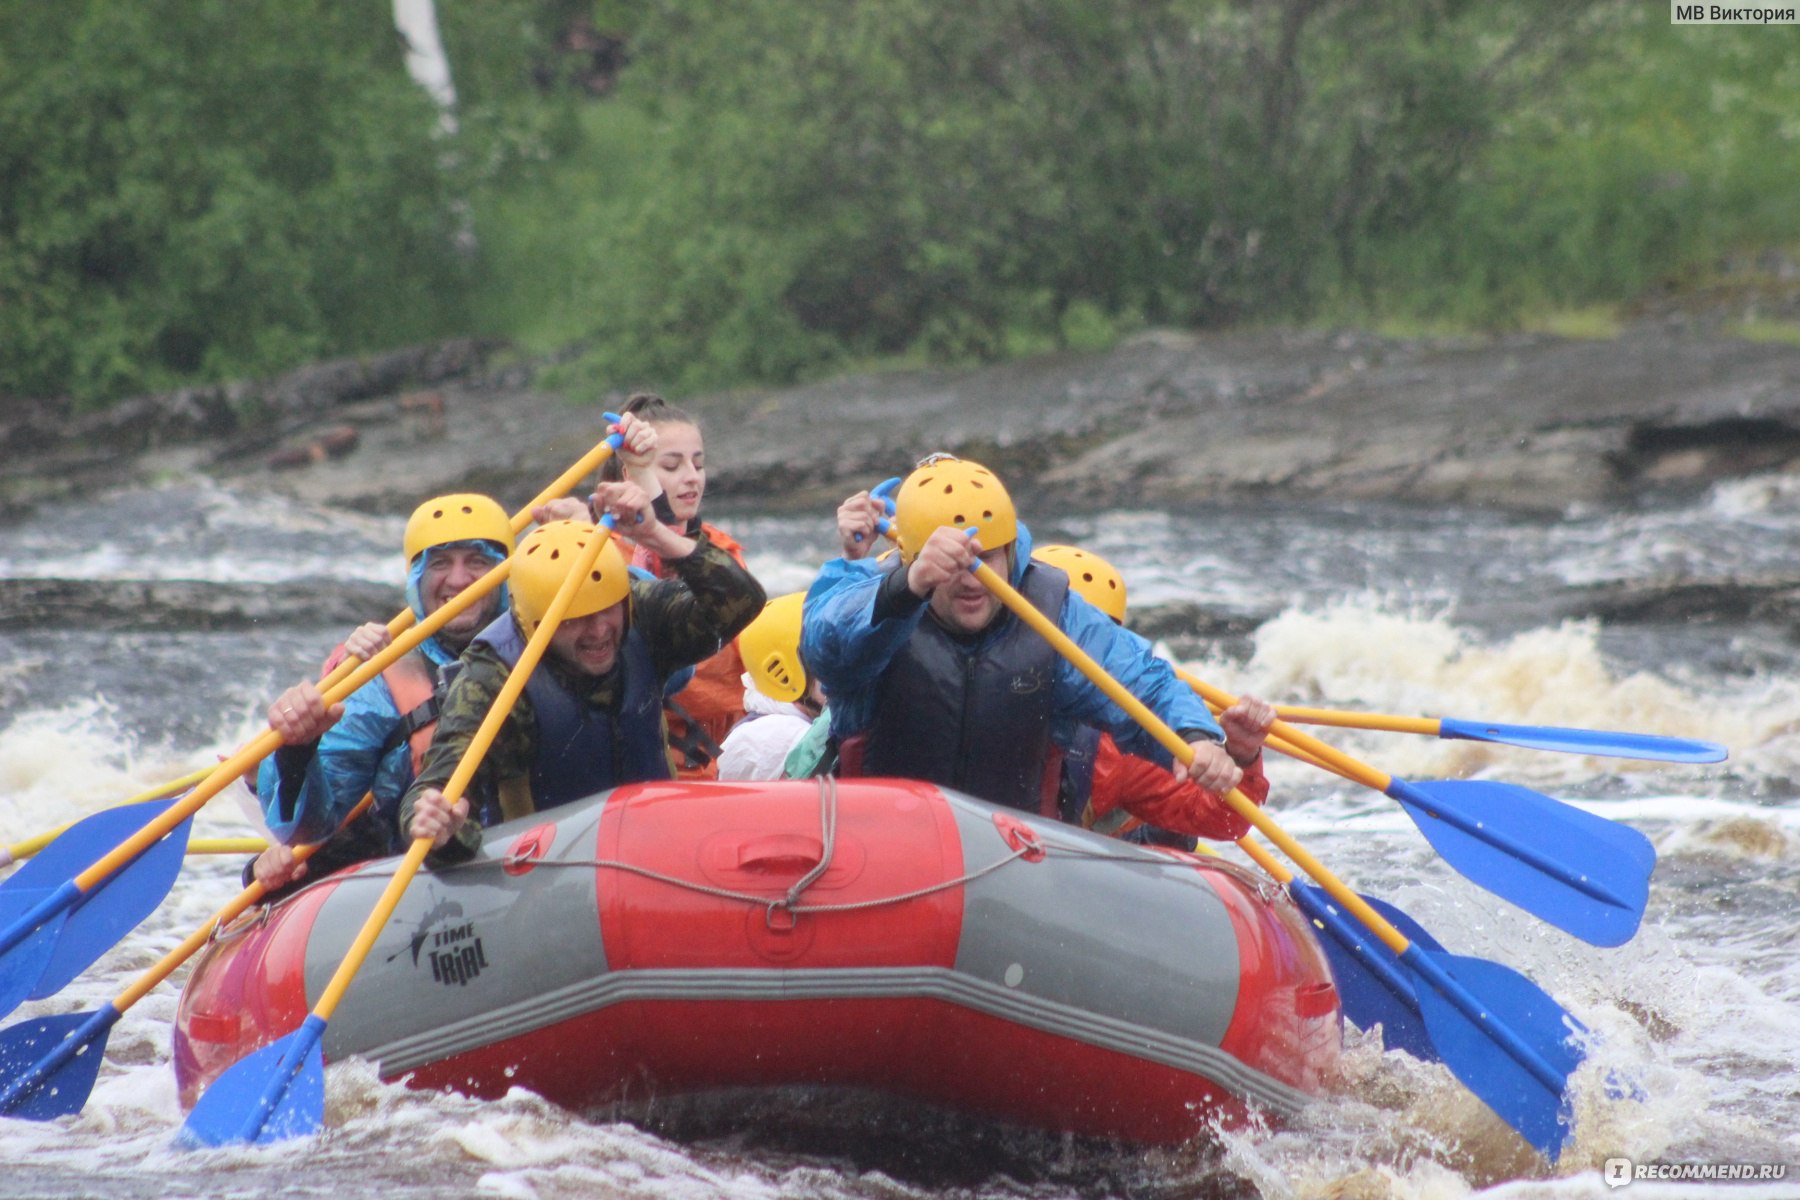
[1031,544,1275,847]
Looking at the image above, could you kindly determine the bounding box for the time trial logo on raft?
[1604,1157,1789,1187]
[427,920,490,987]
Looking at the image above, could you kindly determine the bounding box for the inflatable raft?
[174,778,1341,1144]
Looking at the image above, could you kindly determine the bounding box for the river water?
[1,477,1796,1199]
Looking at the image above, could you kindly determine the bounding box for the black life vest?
[474,614,672,815]
[844,562,1069,813]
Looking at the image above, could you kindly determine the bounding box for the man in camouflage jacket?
[401,481,764,864]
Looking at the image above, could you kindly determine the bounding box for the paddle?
[849,476,902,545]
[0,429,626,1020]
[0,796,373,1120]
[0,426,626,1021]
[0,424,627,879]
[1179,670,1653,948]
[311,414,625,694]
[0,768,215,872]
[179,517,620,1148]
[1257,704,1725,765]
[969,556,1588,1160]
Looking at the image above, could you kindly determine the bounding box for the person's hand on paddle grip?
[906,527,980,596]
[253,844,307,890]
[614,412,660,478]
[409,788,469,849]
[596,480,695,560]
[533,497,589,523]
[1174,739,1242,794]
[836,491,884,560]
[268,681,341,745]
[342,622,391,664]
[1219,695,1276,766]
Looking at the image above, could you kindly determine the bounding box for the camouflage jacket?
[399,530,764,863]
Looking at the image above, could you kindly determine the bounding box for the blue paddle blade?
[1437,717,1727,765]
[177,1016,327,1148]
[0,799,185,900]
[0,899,68,1020]
[5,800,195,1000]
[1288,883,1436,1062]
[1543,783,1657,878]
[1400,945,1585,1161]
[1387,779,1653,947]
[0,1006,118,1120]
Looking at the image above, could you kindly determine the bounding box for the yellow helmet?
[738,592,808,702]
[892,456,1017,563]
[404,493,514,565]
[509,519,631,638]
[1032,544,1128,623]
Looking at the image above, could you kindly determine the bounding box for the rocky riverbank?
[8,320,1797,518]
[5,317,1798,633]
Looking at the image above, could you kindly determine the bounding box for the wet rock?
[1560,574,1800,626]
[6,321,1800,520]
[0,578,396,633]
[267,425,360,470]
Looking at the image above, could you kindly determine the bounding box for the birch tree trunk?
[393,0,458,134]
[392,0,475,251]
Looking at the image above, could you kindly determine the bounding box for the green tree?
[0,0,502,404]
[548,0,1626,392]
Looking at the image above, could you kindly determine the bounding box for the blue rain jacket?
[800,521,1222,770]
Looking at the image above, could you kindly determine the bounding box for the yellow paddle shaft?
[68,559,512,896]
[973,563,1413,957]
[1234,833,1295,881]
[30,431,619,891]
[187,838,271,855]
[1177,684,1329,884]
[109,796,372,1013]
[316,433,624,693]
[312,521,618,1022]
[1177,669,1397,793]
[1273,706,1441,737]
[0,766,215,868]
[309,839,430,1022]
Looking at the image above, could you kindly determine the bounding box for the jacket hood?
[406,538,510,666]
[1007,521,1036,586]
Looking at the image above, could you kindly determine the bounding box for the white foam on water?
[4,497,1797,1199]
[1178,600,1800,792]
[0,479,400,586]
[0,701,273,850]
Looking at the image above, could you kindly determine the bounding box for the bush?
[0,0,495,405]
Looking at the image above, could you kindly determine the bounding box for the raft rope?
[248,781,1224,927]
[769,775,840,924]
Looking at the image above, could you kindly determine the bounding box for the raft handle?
[735,835,826,874]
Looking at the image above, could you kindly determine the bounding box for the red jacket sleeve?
[1088,733,1269,843]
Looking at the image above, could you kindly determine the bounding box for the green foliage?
[1350,10,1800,325]
[4,0,1797,406]
[0,0,549,405]
[534,0,1658,392]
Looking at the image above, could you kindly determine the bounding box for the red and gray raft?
[174,778,1341,1143]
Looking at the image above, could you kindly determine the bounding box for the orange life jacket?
[631,521,751,780]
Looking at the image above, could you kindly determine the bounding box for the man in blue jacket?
[251,492,517,890]
[803,456,1240,814]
